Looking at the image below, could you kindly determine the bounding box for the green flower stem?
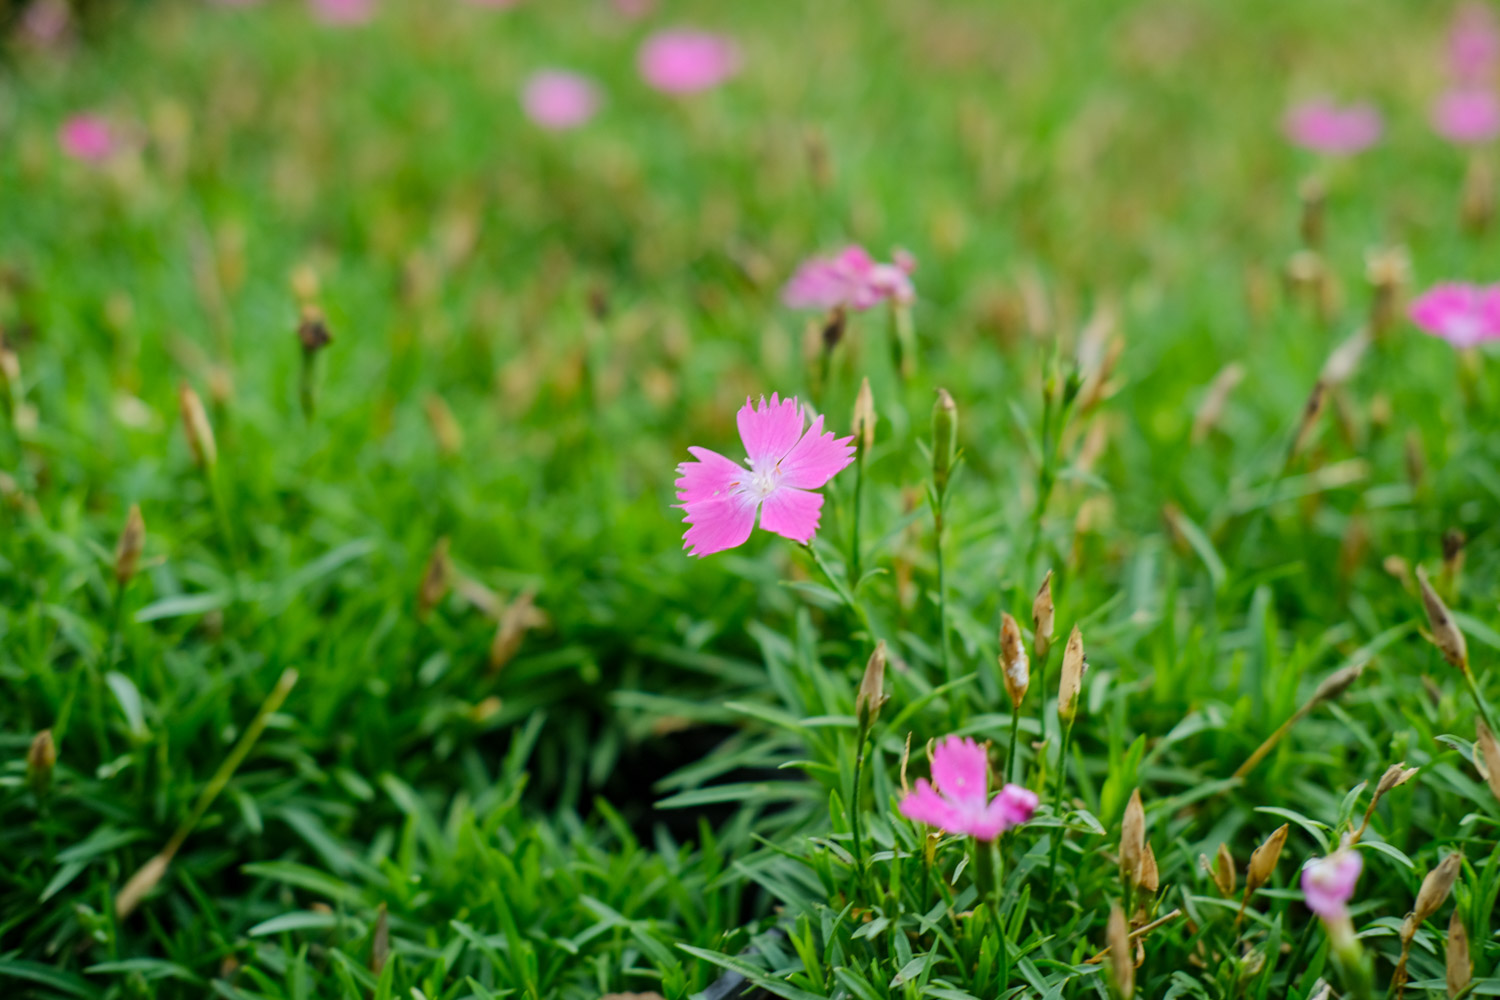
[849,441,866,586]
[802,541,875,643]
[1007,705,1022,784]
[1462,667,1500,739]
[1044,716,1076,896]
[850,729,868,884]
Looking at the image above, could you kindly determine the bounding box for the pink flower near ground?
[522,71,601,130]
[1409,282,1500,347]
[1283,99,1383,155]
[1433,88,1500,144]
[898,736,1039,841]
[638,30,740,94]
[1301,850,1362,919]
[59,115,116,163]
[782,245,916,311]
[1451,2,1500,85]
[310,0,373,25]
[675,394,854,557]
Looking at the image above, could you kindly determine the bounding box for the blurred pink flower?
[675,394,854,557]
[1409,282,1500,347]
[612,0,654,18]
[20,0,71,46]
[1433,87,1500,144]
[59,115,116,163]
[522,71,601,130]
[782,245,916,311]
[638,30,740,95]
[310,0,373,25]
[1283,99,1383,155]
[1451,2,1500,85]
[1301,850,1362,919]
[464,0,521,7]
[899,736,1038,841]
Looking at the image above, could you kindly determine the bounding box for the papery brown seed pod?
[1032,570,1055,661]
[1246,824,1289,895]
[1107,903,1134,999]
[1120,788,1145,887]
[1476,721,1500,803]
[1376,762,1420,798]
[852,377,876,452]
[1139,841,1159,894]
[1447,908,1471,998]
[1410,852,1464,933]
[114,504,146,587]
[999,613,1029,710]
[1311,660,1368,706]
[1417,566,1469,672]
[417,537,451,622]
[178,383,217,469]
[1213,842,1237,896]
[26,729,56,797]
[855,640,888,733]
[488,588,539,673]
[1058,625,1086,723]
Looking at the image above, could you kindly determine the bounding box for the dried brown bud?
[821,306,847,352]
[852,377,876,452]
[1447,908,1471,998]
[1191,362,1246,444]
[1120,788,1145,887]
[1032,570,1055,661]
[1364,246,1409,340]
[1246,824,1289,895]
[371,903,390,975]
[417,537,451,621]
[1321,330,1369,386]
[1376,762,1420,798]
[116,852,172,918]
[855,640,888,732]
[296,305,332,356]
[1408,852,1464,937]
[178,383,217,469]
[424,394,464,457]
[114,504,146,587]
[999,613,1029,709]
[1139,841,1159,894]
[1213,842,1237,896]
[1058,625,1086,723]
[1476,721,1500,803]
[1417,566,1469,672]
[26,729,56,797]
[1107,903,1134,999]
[488,588,539,673]
[1311,660,1368,705]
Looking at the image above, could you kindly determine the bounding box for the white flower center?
[744,461,781,499]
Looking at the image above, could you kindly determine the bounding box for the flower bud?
[855,640,888,733]
[1058,624,1086,723]
[1476,720,1500,803]
[114,504,146,588]
[1107,903,1134,1000]
[116,852,171,919]
[417,537,451,622]
[489,588,539,673]
[1120,787,1145,887]
[1447,908,1471,998]
[931,388,957,496]
[1246,824,1289,896]
[26,729,56,797]
[1417,566,1469,672]
[999,613,1029,709]
[178,383,217,469]
[296,305,332,357]
[1138,841,1159,894]
[1212,842,1237,896]
[1031,570,1055,661]
[1408,852,1463,934]
[851,377,876,452]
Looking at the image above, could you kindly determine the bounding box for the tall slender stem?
[1007,707,1022,784]
[934,509,951,683]
[850,738,867,883]
[1462,668,1500,740]
[849,443,866,586]
[802,541,875,642]
[1044,716,1076,895]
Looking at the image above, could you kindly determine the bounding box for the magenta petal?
[675,446,745,505]
[778,416,855,490]
[1301,850,1362,919]
[899,779,965,833]
[781,260,849,310]
[680,495,757,557]
[1410,282,1498,347]
[930,736,989,810]
[736,394,804,468]
[993,783,1040,828]
[758,485,823,544]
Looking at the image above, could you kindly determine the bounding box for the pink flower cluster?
[522,71,602,131]
[1434,5,1500,145]
[1301,849,1362,919]
[782,246,916,312]
[59,114,117,163]
[1409,282,1500,347]
[1283,99,1384,155]
[899,736,1038,842]
[638,30,741,95]
[675,394,854,557]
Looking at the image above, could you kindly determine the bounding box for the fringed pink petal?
[736,394,804,468]
[675,446,745,505]
[930,736,989,810]
[778,415,855,490]
[680,495,758,558]
[898,779,965,834]
[758,485,823,544]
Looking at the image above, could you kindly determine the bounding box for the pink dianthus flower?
[899,736,1039,842]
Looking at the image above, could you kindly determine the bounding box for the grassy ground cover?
[2,0,1500,997]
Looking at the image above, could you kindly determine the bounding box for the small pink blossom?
[899,736,1039,842]
[59,115,116,163]
[675,394,854,557]
[1301,850,1362,919]
[1433,88,1500,144]
[638,30,740,95]
[1409,283,1500,347]
[1451,2,1500,86]
[310,0,373,25]
[782,246,916,311]
[20,0,71,46]
[1283,99,1383,155]
[612,0,654,18]
[522,71,601,130]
